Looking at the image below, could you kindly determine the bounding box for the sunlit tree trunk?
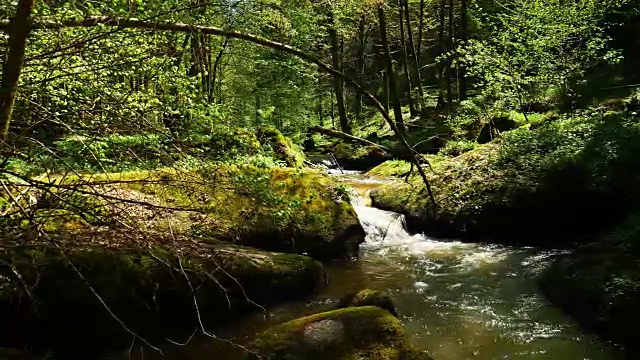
[436,0,447,110]
[447,0,455,110]
[379,5,406,133]
[354,18,366,119]
[328,12,351,134]
[398,0,417,117]
[0,0,36,142]
[403,0,424,100]
[458,0,468,100]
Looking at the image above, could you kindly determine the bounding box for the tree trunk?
[447,0,454,109]
[417,0,425,62]
[211,37,229,103]
[328,13,351,134]
[354,18,366,119]
[378,6,406,133]
[436,0,447,110]
[398,0,417,117]
[382,70,390,112]
[403,0,424,99]
[458,0,468,101]
[0,15,437,204]
[0,0,36,141]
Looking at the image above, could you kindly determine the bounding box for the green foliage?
[438,139,478,157]
[372,102,640,242]
[463,0,627,113]
[100,166,364,260]
[54,134,167,171]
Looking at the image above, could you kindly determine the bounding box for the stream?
[114,173,624,360]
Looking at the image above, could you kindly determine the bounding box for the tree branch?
[0,15,438,205]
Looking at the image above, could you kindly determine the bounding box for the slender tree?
[378,5,406,133]
[446,0,455,109]
[354,17,366,119]
[417,0,425,62]
[458,0,468,100]
[398,0,417,117]
[0,0,36,142]
[403,0,424,100]
[328,11,352,134]
[436,0,447,109]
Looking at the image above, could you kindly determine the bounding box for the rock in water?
[248,306,432,360]
[336,289,399,317]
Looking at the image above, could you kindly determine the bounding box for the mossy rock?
[248,306,431,360]
[366,160,412,178]
[68,166,365,260]
[207,126,263,158]
[336,289,399,317]
[0,241,325,356]
[371,110,640,243]
[540,212,640,356]
[330,142,390,171]
[257,127,306,167]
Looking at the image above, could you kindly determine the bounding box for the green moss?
[257,127,306,167]
[68,166,363,260]
[437,139,479,157]
[372,108,640,243]
[31,209,89,232]
[249,306,430,360]
[366,160,412,178]
[1,240,325,355]
[336,289,398,317]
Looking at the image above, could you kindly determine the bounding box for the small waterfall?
[351,195,508,269]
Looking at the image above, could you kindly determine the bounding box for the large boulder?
[0,239,325,356]
[248,306,431,360]
[63,166,365,260]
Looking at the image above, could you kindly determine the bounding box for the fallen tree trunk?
[309,126,390,152]
[0,15,437,205]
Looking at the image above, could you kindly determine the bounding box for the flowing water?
[114,174,624,360]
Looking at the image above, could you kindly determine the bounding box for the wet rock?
[248,306,431,360]
[0,241,325,356]
[336,289,399,317]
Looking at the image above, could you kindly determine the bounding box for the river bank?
[102,173,624,360]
